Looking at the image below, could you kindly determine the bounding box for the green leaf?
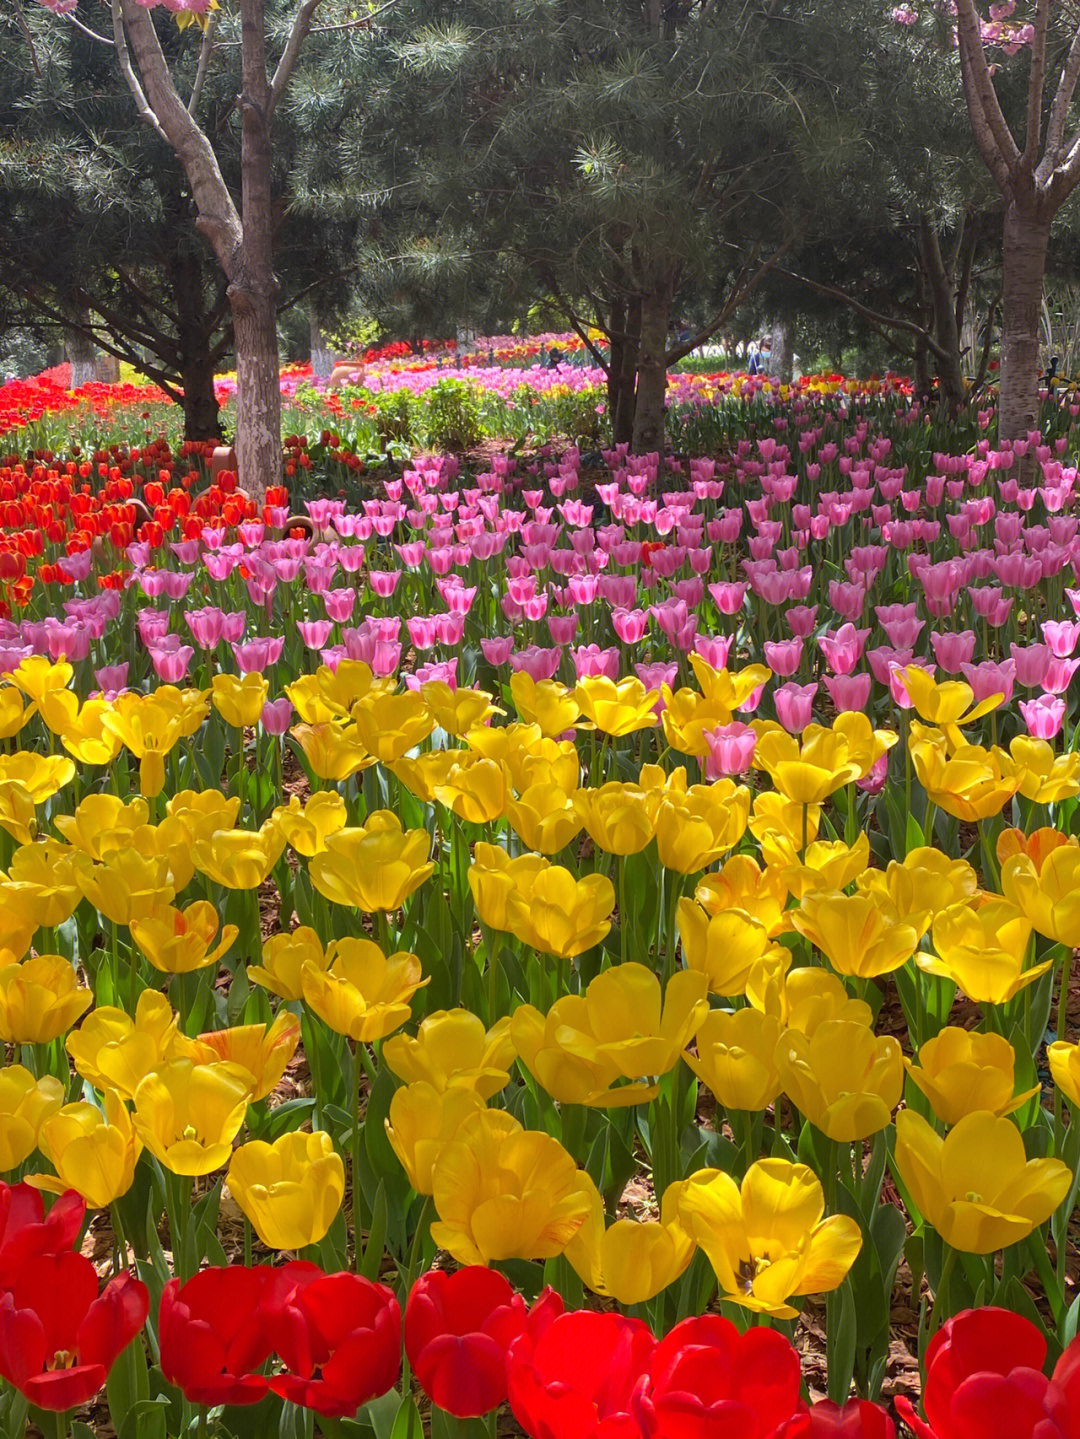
[388,1396,424,1439]
[825,1278,858,1404]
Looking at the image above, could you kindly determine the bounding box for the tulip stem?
[1056,943,1073,1046]
[928,1246,957,1336]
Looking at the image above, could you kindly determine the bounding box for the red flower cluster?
[897,1307,1080,1439]
[160,1262,401,1418]
[0,1181,148,1412]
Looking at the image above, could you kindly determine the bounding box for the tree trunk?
[999,202,1051,441]
[632,283,672,455]
[913,335,931,398]
[231,0,281,501]
[66,324,96,389]
[310,311,334,379]
[181,347,223,441]
[768,318,794,383]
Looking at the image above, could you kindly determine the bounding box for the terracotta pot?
[329,363,366,389]
[210,446,237,481]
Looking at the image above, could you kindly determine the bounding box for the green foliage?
[418,379,483,452]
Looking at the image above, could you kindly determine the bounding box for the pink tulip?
[547,615,579,646]
[1042,619,1080,657]
[1019,693,1066,738]
[260,699,293,734]
[407,617,439,652]
[480,636,515,666]
[763,638,803,677]
[708,581,748,614]
[693,634,734,670]
[232,638,284,674]
[786,605,818,638]
[929,630,977,673]
[509,646,562,682]
[1042,656,1080,694]
[297,620,333,649]
[369,571,401,598]
[94,663,129,692]
[960,659,1015,705]
[323,589,357,623]
[572,645,619,680]
[822,672,872,712]
[612,609,649,644]
[1010,642,1051,688]
[818,624,869,676]
[149,643,194,683]
[774,682,817,733]
[702,722,757,777]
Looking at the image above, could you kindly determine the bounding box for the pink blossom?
[929,630,977,674]
[774,681,817,733]
[572,645,619,680]
[260,699,293,734]
[960,659,1015,706]
[702,722,757,777]
[763,638,803,677]
[1019,693,1066,738]
[1009,642,1051,688]
[822,672,872,712]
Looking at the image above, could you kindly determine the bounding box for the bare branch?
[110,0,168,142]
[13,0,43,73]
[953,0,1021,189]
[310,0,406,34]
[268,0,323,115]
[774,264,954,364]
[63,9,114,45]
[1040,15,1080,173]
[666,235,797,364]
[119,0,244,276]
[1023,0,1050,172]
[188,11,219,116]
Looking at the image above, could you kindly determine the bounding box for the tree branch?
[1039,14,1080,173]
[119,0,244,277]
[1023,0,1050,172]
[666,235,797,365]
[188,11,219,116]
[953,0,1021,190]
[268,0,323,116]
[775,264,953,364]
[110,0,168,142]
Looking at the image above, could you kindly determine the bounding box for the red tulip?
[0,1252,148,1411]
[895,1307,1080,1439]
[159,1266,282,1407]
[268,1266,400,1418]
[405,1268,562,1418]
[507,1309,656,1439]
[632,1315,802,1438]
[776,1399,896,1438]
[0,1181,83,1288]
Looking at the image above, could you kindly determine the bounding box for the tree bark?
[66,323,96,389]
[768,317,794,383]
[918,217,967,415]
[999,202,1052,440]
[310,311,334,379]
[231,0,282,499]
[181,347,222,441]
[631,282,673,455]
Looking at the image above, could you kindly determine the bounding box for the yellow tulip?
[676,897,773,997]
[285,671,346,725]
[463,720,542,765]
[50,696,124,767]
[909,726,1021,823]
[311,660,389,717]
[902,667,1003,752]
[211,673,269,729]
[684,1008,785,1113]
[760,833,871,901]
[0,782,39,847]
[226,1130,345,1249]
[572,783,655,856]
[894,1109,1071,1253]
[997,825,1073,871]
[34,686,85,738]
[130,902,238,975]
[753,723,864,805]
[509,673,580,737]
[389,750,459,803]
[694,855,788,937]
[745,955,873,1034]
[165,790,242,846]
[421,682,500,736]
[922,899,1047,1004]
[503,736,580,796]
[748,791,821,850]
[906,1028,1038,1126]
[74,847,176,925]
[301,938,426,1042]
[67,991,184,1100]
[1002,843,1080,949]
[290,722,375,782]
[249,927,330,1003]
[100,691,189,798]
[191,1011,300,1101]
[830,712,898,779]
[434,757,510,825]
[429,1109,596,1266]
[35,1091,141,1208]
[1009,736,1080,804]
[791,890,920,979]
[1048,1039,1080,1108]
[191,820,286,891]
[273,791,348,858]
[0,839,83,929]
[0,955,92,1044]
[0,687,31,741]
[383,1011,515,1099]
[676,1159,862,1317]
[573,676,658,736]
[0,753,75,803]
[132,1059,253,1176]
[777,1020,904,1141]
[856,847,976,925]
[153,684,210,739]
[565,1178,694,1304]
[661,661,771,755]
[351,690,434,762]
[511,965,709,1107]
[505,866,614,959]
[0,1066,64,1171]
[309,812,434,912]
[654,782,750,874]
[467,844,550,932]
[385,1082,487,1194]
[505,783,582,855]
[9,657,72,705]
